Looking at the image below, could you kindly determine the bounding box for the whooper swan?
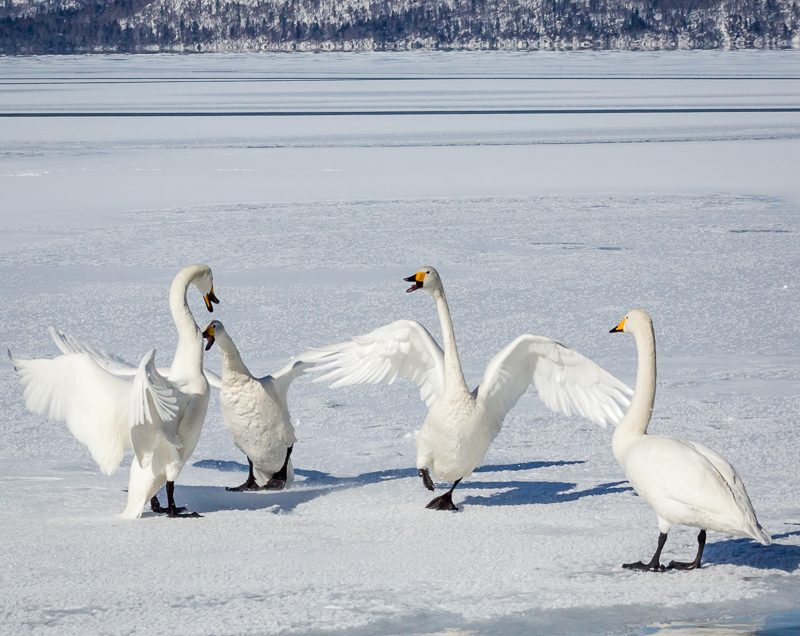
[303,266,632,511]
[202,320,307,491]
[10,264,219,518]
[609,308,770,571]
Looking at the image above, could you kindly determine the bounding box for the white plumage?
[202,320,306,490]
[303,266,632,510]
[10,264,219,518]
[610,309,770,571]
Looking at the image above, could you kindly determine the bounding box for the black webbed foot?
[425,493,458,511]
[666,530,706,571]
[150,496,167,514]
[622,560,665,572]
[425,478,461,511]
[225,477,261,492]
[226,458,260,492]
[622,531,668,572]
[158,481,201,518]
[166,509,202,518]
[150,495,187,514]
[263,478,287,491]
[666,560,700,571]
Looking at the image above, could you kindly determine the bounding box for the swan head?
[201,319,227,351]
[191,265,219,313]
[610,308,652,335]
[403,266,441,295]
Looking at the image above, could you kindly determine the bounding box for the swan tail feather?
[750,523,772,546]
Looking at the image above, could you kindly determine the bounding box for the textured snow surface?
[1,52,799,635]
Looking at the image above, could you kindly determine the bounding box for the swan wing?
[262,359,310,401]
[684,440,771,544]
[302,320,445,407]
[476,334,632,427]
[128,350,183,469]
[204,368,222,390]
[51,327,220,391]
[9,348,131,475]
[49,327,138,376]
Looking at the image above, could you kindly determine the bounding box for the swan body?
[202,320,306,490]
[610,309,770,571]
[304,266,633,509]
[10,264,219,518]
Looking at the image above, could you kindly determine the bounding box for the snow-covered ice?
[1,52,799,634]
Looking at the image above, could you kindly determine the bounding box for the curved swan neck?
[613,322,657,460]
[169,266,205,377]
[432,287,469,394]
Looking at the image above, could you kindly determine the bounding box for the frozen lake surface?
[1,52,799,635]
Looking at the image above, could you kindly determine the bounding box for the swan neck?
[432,288,468,394]
[218,337,251,379]
[613,324,657,459]
[169,267,204,377]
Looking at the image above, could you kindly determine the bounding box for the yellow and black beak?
[403,271,426,293]
[203,287,220,313]
[609,318,626,333]
[202,325,216,351]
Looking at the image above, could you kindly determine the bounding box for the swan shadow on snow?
[151,483,327,515]
[189,459,420,514]
[475,459,585,473]
[461,479,632,507]
[703,530,800,572]
[190,458,615,513]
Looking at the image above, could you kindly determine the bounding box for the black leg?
[418,468,435,492]
[165,481,201,518]
[623,532,667,572]
[226,458,261,492]
[150,495,167,514]
[264,446,293,490]
[150,491,186,514]
[425,478,462,511]
[667,530,706,571]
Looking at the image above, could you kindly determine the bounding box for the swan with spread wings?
[10,264,219,518]
[302,266,632,511]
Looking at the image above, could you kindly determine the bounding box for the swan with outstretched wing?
[303,266,632,510]
[10,264,219,518]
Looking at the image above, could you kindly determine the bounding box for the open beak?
[403,271,426,293]
[203,287,220,312]
[202,325,216,351]
[609,318,626,333]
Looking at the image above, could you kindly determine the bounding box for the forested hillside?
[1,0,798,54]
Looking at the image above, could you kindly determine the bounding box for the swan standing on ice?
[609,309,771,571]
[303,266,632,510]
[10,264,219,518]
[201,320,307,491]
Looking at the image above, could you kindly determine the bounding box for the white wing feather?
[9,348,132,475]
[129,350,182,469]
[51,327,221,393]
[264,359,310,401]
[477,334,633,428]
[685,440,771,545]
[204,368,222,390]
[49,326,137,376]
[301,320,445,407]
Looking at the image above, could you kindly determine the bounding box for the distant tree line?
[1,0,798,54]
